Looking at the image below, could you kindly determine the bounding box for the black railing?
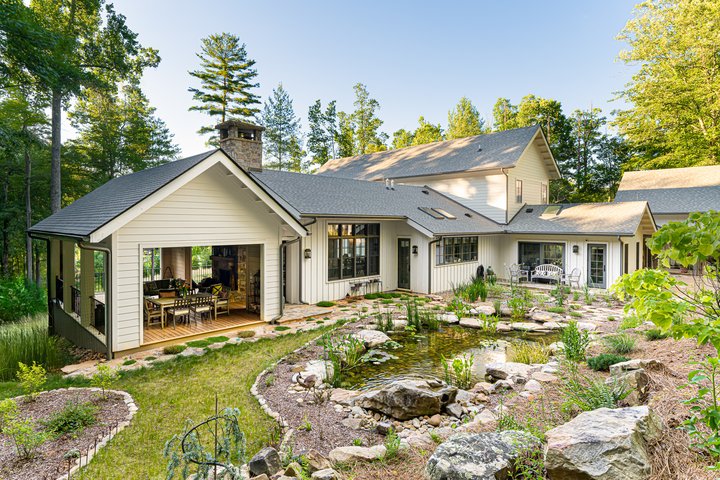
[70,285,81,316]
[55,276,64,305]
[91,296,106,335]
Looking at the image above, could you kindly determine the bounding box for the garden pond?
[343,325,556,390]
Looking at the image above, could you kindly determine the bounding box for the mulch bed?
[0,389,130,480]
[259,318,384,456]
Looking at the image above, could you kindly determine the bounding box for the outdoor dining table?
[148,293,217,326]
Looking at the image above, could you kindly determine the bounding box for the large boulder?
[354,378,457,420]
[426,431,541,480]
[545,406,662,480]
[530,310,564,323]
[470,305,496,316]
[485,362,540,382]
[352,329,390,348]
[248,447,282,477]
[607,369,650,406]
[328,445,386,463]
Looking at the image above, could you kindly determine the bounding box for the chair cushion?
[168,308,189,315]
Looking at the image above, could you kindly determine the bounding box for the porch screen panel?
[328,223,380,280]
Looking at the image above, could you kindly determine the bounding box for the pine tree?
[351,83,386,154]
[307,99,338,167]
[188,33,260,143]
[261,83,303,171]
[447,97,485,139]
[411,117,443,145]
[392,129,414,149]
[336,111,355,157]
[492,98,518,131]
[67,82,179,186]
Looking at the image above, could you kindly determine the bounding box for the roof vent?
[385,179,390,189]
[464,213,472,218]
[526,207,534,213]
[421,189,429,195]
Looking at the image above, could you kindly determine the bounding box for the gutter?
[78,241,113,360]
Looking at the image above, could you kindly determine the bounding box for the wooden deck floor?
[143,310,261,345]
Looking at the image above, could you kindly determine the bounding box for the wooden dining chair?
[167,297,191,328]
[144,299,163,329]
[191,296,213,323]
[215,288,230,317]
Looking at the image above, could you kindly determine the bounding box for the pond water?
[343,325,555,390]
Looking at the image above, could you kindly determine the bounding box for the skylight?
[541,205,562,217]
[418,207,445,219]
[432,208,456,219]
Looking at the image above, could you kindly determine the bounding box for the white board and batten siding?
[111,164,286,352]
[401,173,508,223]
[430,235,503,294]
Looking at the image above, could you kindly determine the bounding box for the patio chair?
[215,288,230,316]
[563,267,582,289]
[507,264,529,284]
[191,296,213,323]
[167,297,191,328]
[144,299,163,329]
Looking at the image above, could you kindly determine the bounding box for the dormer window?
[515,179,523,203]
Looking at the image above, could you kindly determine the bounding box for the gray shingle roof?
[28,151,216,238]
[317,125,551,180]
[249,169,502,235]
[614,187,720,215]
[618,165,720,190]
[506,202,652,235]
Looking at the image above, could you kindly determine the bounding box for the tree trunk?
[1,174,9,276]
[51,89,62,214]
[25,143,32,281]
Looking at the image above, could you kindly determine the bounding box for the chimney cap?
[215,119,265,132]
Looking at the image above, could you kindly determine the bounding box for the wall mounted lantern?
[572,245,579,254]
[304,248,312,259]
[412,245,419,255]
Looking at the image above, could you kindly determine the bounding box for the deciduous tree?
[447,97,484,139]
[411,116,443,146]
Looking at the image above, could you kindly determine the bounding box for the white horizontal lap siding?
[430,236,498,294]
[401,173,507,223]
[300,219,420,303]
[112,165,285,351]
[507,143,552,220]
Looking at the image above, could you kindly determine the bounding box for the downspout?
[428,237,441,295]
[79,242,112,360]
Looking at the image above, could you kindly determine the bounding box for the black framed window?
[518,242,565,270]
[328,223,380,280]
[436,237,478,265]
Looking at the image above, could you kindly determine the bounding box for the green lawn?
[0,327,331,479]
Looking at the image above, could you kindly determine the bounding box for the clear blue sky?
[111,0,639,156]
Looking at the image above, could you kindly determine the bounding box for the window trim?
[515,179,523,203]
[435,236,479,266]
[517,240,566,270]
[327,223,380,282]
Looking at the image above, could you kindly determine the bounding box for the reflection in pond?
[343,325,555,390]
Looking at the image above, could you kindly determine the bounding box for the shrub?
[274,326,291,332]
[683,357,720,462]
[441,353,474,389]
[0,314,64,381]
[508,288,533,320]
[619,315,642,330]
[363,293,379,300]
[447,297,470,318]
[42,400,98,436]
[237,330,256,338]
[587,354,629,371]
[604,333,637,354]
[487,284,507,299]
[561,321,591,362]
[0,277,46,324]
[508,341,550,365]
[560,365,630,412]
[0,398,18,433]
[16,361,47,400]
[92,364,119,399]
[552,283,566,306]
[163,344,187,355]
[316,301,335,307]
[122,359,137,366]
[4,416,47,459]
[644,328,670,341]
[546,306,565,314]
[383,427,401,460]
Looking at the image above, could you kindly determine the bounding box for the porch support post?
[62,240,75,313]
[50,239,60,299]
[79,248,94,327]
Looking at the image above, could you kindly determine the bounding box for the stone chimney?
[216,120,264,171]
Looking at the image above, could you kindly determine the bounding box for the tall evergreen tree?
[411,116,443,146]
[616,0,720,168]
[492,98,518,131]
[307,99,338,167]
[336,111,355,158]
[350,83,386,154]
[188,32,260,143]
[447,97,485,139]
[261,83,303,171]
[67,81,179,186]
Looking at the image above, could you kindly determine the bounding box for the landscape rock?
[426,431,541,480]
[301,360,333,386]
[531,371,558,383]
[341,417,363,429]
[530,310,564,323]
[576,321,597,331]
[496,322,512,332]
[375,421,393,435]
[459,317,484,329]
[439,313,460,324]
[510,322,550,332]
[354,378,457,420]
[353,329,390,348]
[470,305,496,316]
[445,402,463,418]
[545,406,662,480]
[485,362,540,381]
[248,447,282,477]
[523,379,543,392]
[311,468,339,480]
[330,388,358,406]
[428,414,442,427]
[306,449,331,472]
[608,368,650,406]
[284,461,303,477]
[609,359,662,376]
[328,445,387,463]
